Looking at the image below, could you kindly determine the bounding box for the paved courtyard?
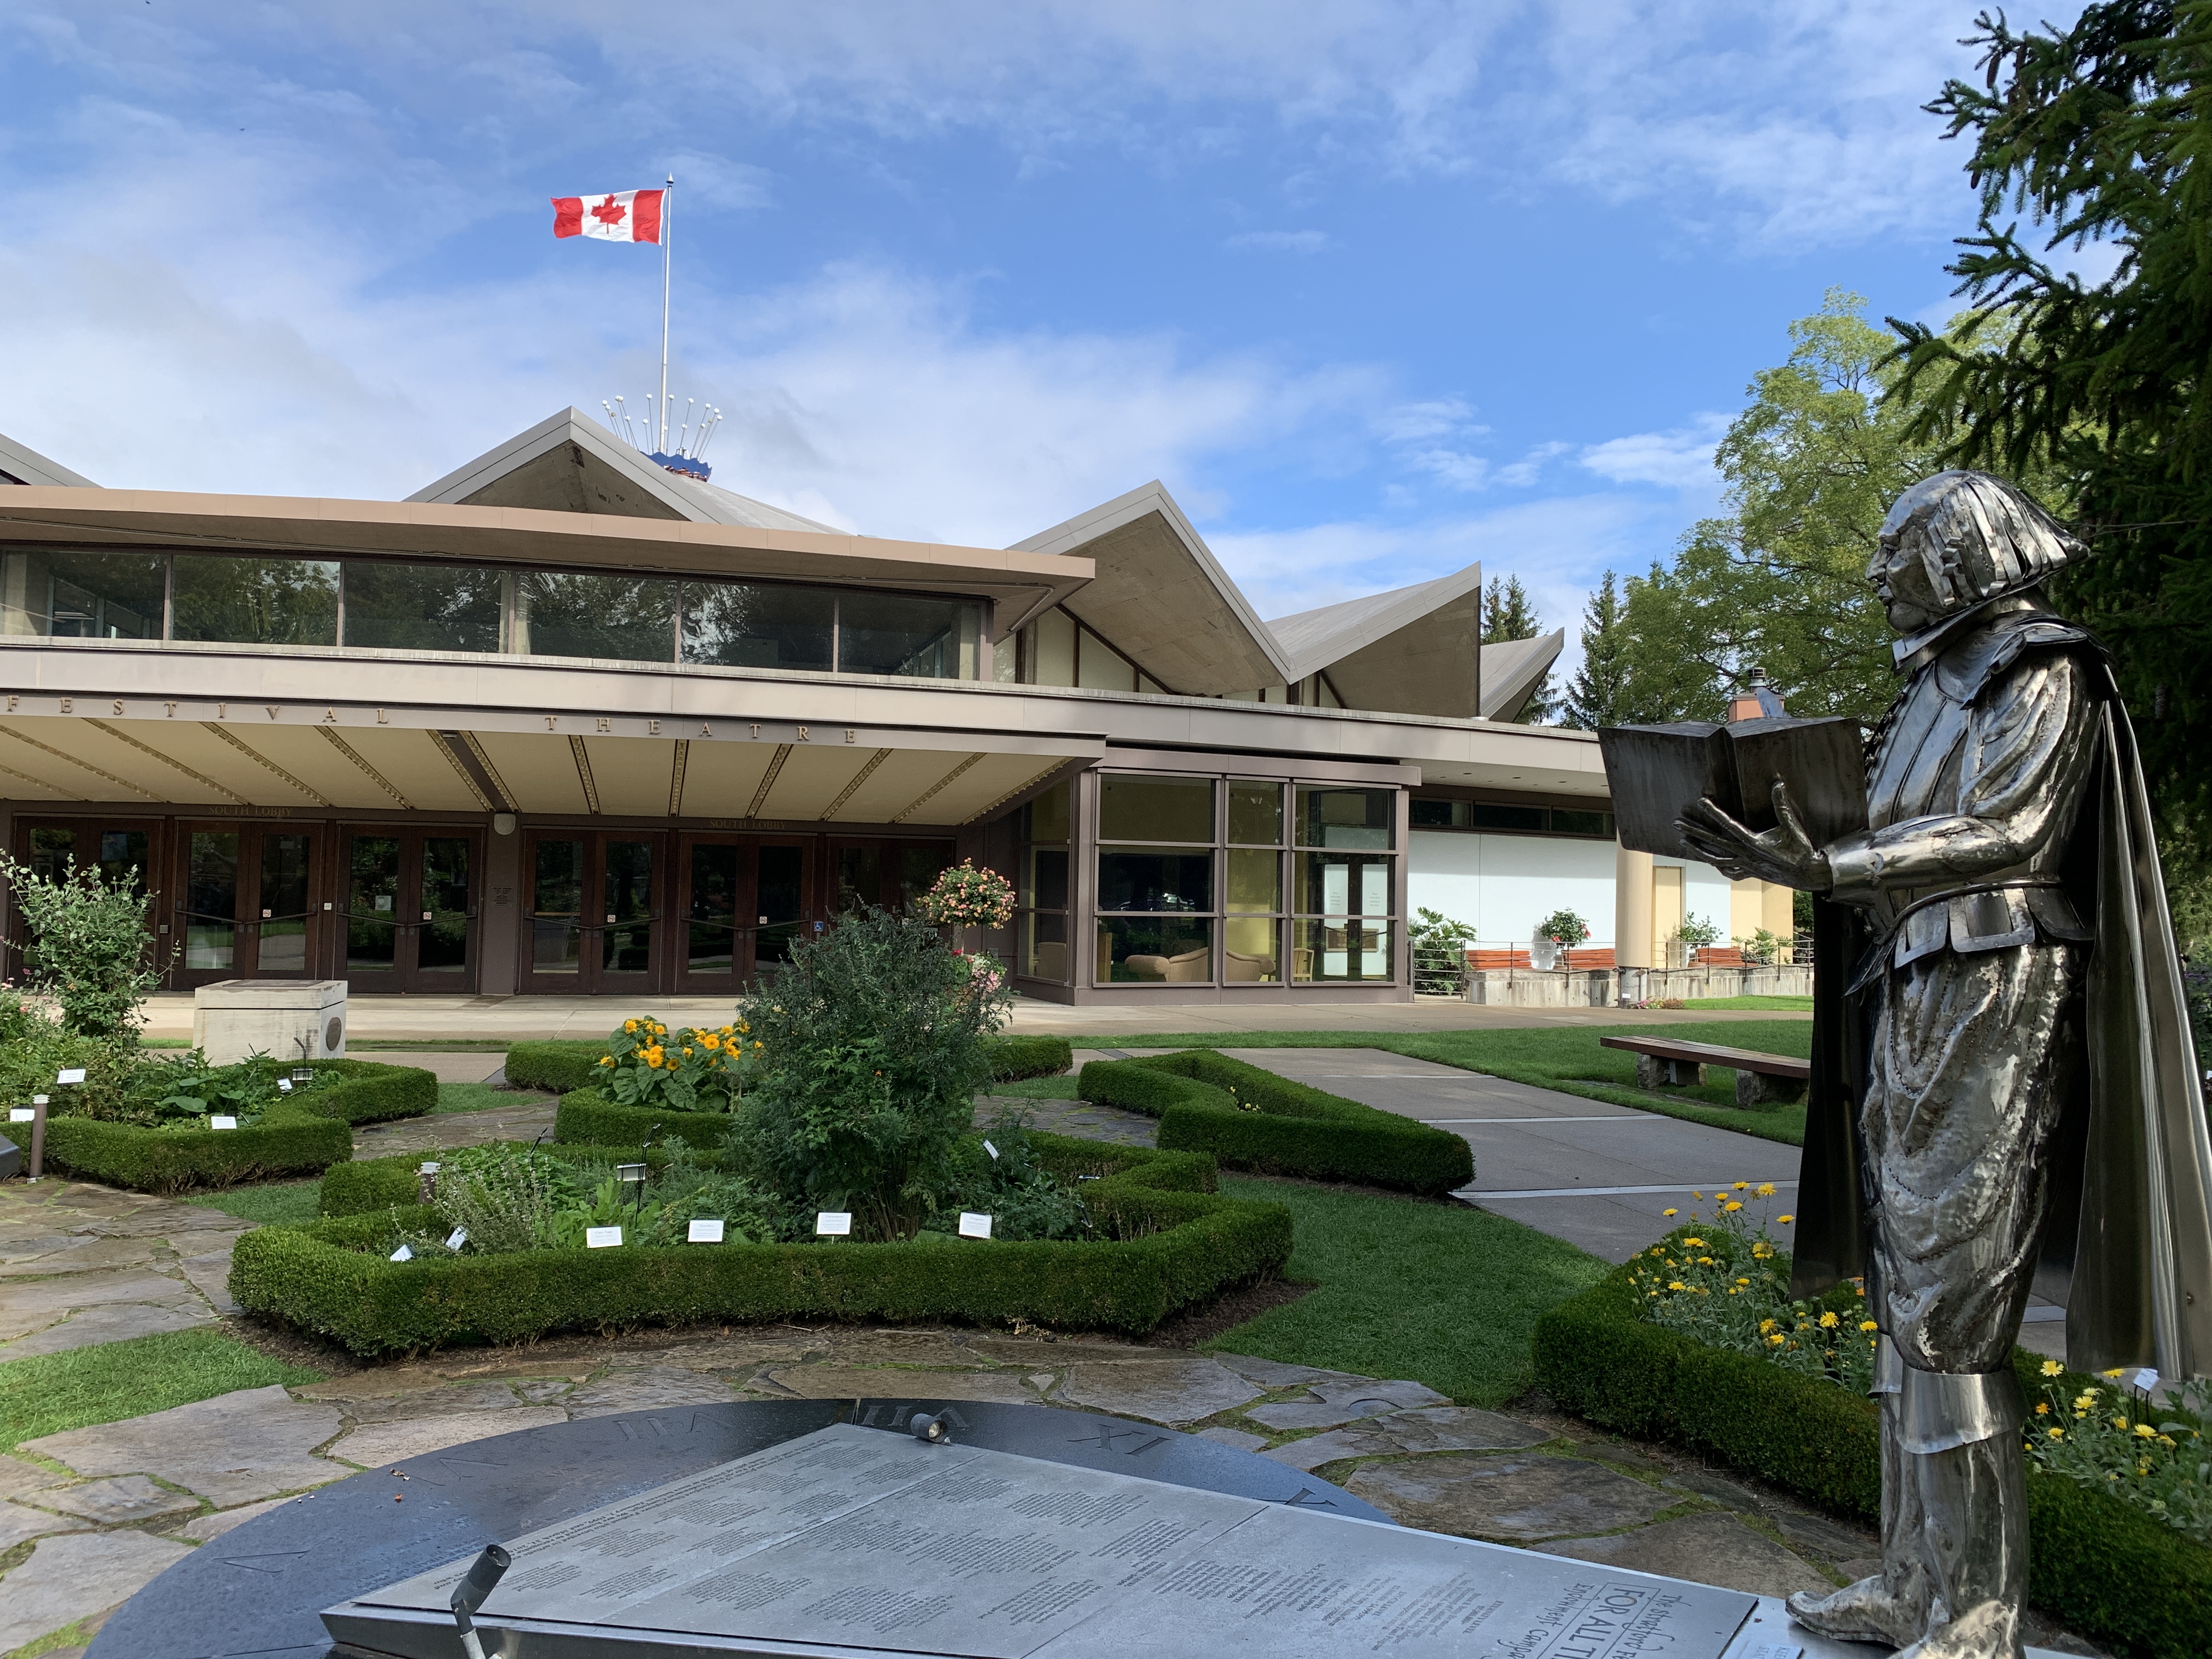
[1,1040,2087,1657]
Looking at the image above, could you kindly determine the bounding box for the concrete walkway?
[135,990,1809,1043]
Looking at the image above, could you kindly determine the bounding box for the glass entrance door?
[172,826,324,985]
[521,832,666,993]
[674,836,811,991]
[341,830,480,992]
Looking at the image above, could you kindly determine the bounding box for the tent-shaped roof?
[1477,630,1567,721]
[0,430,95,489]
[409,407,837,534]
[1009,482,1295,697]
[1266,562,1487,720]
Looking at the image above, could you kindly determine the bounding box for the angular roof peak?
[409,407,838,534]
[1266,561,1486,720]
[0,430,97,489]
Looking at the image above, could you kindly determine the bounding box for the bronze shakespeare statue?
[1676,470,2212,1659]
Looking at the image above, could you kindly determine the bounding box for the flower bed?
[1075,1050,1474,1195]
[39,1058,436,1193]
[1534,1218,2212,1659]
[231,1135,1285,1353]
[505,1031,1073,1097]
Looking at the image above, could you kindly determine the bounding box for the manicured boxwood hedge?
[233,1135,1277,1354]
[505,1032,1073,1098]
[1076,1051,1473,1196]
[40,1059,437,1194]
[1533,1239,2211,1659]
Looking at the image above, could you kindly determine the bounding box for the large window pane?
[1296,786,1395,849]
[342,562,504,652]
[1020,782,1070,844]
[172,557,337,646]
[1023,847,1069,911]
[603,840,654,973]
[96,829,150,896]
[186,831,239,970]
[682,582,834,672]
[1023,911,1070,982]
[515,571,674,662]
[28,826,76,883]
[258,833,313,974]
[1225,848,1279,913]
[897,845,949,912]
[1099,775,1212,843]
[1076,628,1136,692]
[1227,780,1283,845]
[1224,917,1280,982]
[1098,849,1211,913]
[1097,916,1211,983]
[834,845,882,912]
[837,592,978,679]
[1293,918,1393,981]
[529,839,583,975]
[1295,851,1395,917]
[756,845,805,970]
[1,550,164,639]
[346,834,400,970]
[421,838,471,973]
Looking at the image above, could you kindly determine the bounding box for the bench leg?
[1735,1070,1809,1108]
[1638,1055,1706,1089]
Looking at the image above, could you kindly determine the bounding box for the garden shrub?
[38,1059,435,1193]
[507,1031,1070,1097]
[733,907,1012,1239]
[1077,1051,1473,1195]
[0,850,158,1040]
[1534,1244,2212,1659]
[233,1133,1279,1354]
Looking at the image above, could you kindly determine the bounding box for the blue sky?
[0,2,2077,675]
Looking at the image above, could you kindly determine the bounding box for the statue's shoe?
[1891,1600,2022,1659]
[1785,1573,1928,1649]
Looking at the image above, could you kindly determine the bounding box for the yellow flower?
[1756,1182,1776,1197]
[2103,1368,2125,1379]
[2047,1427,2064,1440]
[1860,1320,1878,1332]
[682,1046,694,1058]
[1818,1311,1839,1329]
[2134,1423,2157,1439]
[1759,1318,1777,1333]
[2035,1402,2050,1416]
[1667,1281,1686,1291]
[1681,1237,1705,1248]
[2041,1359,2064,1377]
[1776,1214,1795,1224]
[1733,1182,1748,1191]
[1768,1334,1785,1346]
[623,1019,638,1033]
[599,1055,614,1066]
[1736,1277,1751,1286]
[1690,1191,1703,1200]
[1662,1208,1678,1217]
[1724,1201,1743,1212]
[702,1034,721,1051]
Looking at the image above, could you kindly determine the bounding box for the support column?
[1615,842,1653,1004]
[480,815,521,995]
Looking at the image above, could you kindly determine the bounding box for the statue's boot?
[1892,1369,2029,1659]
[1786,1392,1929,1647]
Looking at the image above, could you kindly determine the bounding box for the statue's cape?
[1791,616,2212,1380]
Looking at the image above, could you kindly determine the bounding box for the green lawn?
[433,1080,548,1114]
[1207,1177,1607,1407]
[183,1180,323,1226]
[0,1328,321,1453]
[1677,995,1814,1011]
[1043,1024,1814,1145]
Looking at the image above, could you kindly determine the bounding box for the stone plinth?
[1463,968,1616,1008]
[190,980,347,1065]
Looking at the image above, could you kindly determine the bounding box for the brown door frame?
[334,825,486,994]
[673,831,815,992]
[517,827,670,996]
[167,820,328,988]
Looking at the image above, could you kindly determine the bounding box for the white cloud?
[1578,414,1728,490]
[1224,229,1334,254]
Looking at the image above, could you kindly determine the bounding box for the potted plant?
[1668,913,1720,969]
[912,859,1015,956]
[1532,909,1590,971]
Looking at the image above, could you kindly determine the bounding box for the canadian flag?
[551,190,664,244]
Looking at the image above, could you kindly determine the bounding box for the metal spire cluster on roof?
[599,395,723,481]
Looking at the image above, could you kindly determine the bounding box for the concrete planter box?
[192,980,347,1065]
[1464,968,1617,1008]
[1615,965,1813,1003]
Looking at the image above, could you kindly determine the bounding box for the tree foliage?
[0,852,156,1042]
[1617,291,1945,727]
[1886,2,2212,919]
[1563,571,1633,729]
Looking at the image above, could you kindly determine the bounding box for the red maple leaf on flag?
[591,195,628,227]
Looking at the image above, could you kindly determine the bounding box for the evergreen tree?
[1480,575,1556,722]
[1562,571,1633,729]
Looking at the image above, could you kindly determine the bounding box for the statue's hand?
[1676,781,1832,891]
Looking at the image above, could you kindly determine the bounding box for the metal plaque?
[325,1423,1755,1659]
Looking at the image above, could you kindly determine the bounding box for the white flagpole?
[658,173,674,452]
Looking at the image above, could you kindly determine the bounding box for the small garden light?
[417,1161,441,1203]
[290,1066,315,1084]
[616,1163,648,1206]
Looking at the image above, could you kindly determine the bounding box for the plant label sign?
[815,1212,852,1236]
[981,1139,999,1160]
[687,1219,724,1244]
[277,1079,294,1093]
[209,1115,239,1130]
[8,1108,33,1122]
[388,1244,413,1262]
[55,1069,86,1085]
[445,1229,468,1251]
[958,1212,994,1239]
[585,1227,624,1249]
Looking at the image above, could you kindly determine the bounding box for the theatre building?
[0,409,1691,1008]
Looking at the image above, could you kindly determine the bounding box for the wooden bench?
[1599,1035,1810,1109]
